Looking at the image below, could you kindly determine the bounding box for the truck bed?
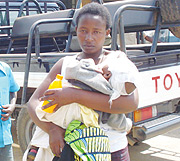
[13,72,48,88]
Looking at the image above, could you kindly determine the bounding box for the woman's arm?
[27,58,65,157]
[73,88,139,114]
[41,85,139,114]
[27,59,64,130]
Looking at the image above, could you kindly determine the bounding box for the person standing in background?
[0,61,20,161]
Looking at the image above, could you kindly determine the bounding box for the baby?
[24,52,139,161]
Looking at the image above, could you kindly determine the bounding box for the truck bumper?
[131,113,180,144]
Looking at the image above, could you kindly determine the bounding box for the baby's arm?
[125,82,136,94]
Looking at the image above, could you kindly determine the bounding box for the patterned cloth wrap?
[64,120,111,161]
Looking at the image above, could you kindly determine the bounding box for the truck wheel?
[17,107,36,153]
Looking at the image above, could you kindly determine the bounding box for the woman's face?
[76,14,110,55]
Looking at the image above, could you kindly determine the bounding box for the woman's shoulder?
[104,50,127,60]
[103,50,138,71]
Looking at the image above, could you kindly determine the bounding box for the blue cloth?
[169,32,180,42]
[0,61,20,148]
[144,29,180,43]
[157,29,180,42]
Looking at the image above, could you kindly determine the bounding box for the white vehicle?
[0,0,180,152]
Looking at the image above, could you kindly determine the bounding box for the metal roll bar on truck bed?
[0,0,67,54]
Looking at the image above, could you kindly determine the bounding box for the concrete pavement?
[12,123,180,161]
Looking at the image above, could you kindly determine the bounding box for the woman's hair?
[76,2,111,30]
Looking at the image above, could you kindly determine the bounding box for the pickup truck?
[0,0,180,153]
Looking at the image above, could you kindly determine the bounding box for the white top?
[63,51,139,106]
[61,51,139,152]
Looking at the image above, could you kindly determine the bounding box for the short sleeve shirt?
[0,61,20,147]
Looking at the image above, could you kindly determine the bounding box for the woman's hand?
[48,124,65,157]
[40,86,76,112]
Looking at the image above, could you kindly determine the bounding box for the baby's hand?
[125,82,136,94]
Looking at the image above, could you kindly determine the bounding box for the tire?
[17,107,36,153]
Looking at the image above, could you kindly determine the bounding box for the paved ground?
[12,142,22,161]
[12,123,180,161]
[129,128,180,161]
